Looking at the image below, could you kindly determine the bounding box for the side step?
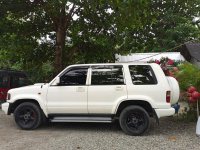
[50,116,113,123]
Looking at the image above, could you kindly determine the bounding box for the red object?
[0,88,9,101]
[192,91,200,99]
[187,92,192,97]
[166,91,171,103]
[188,96,197,103]
[155,60,160,64]
[0,69,30,102]
[167,59,174,65]
[187,86,197,93]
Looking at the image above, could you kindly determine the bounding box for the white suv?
[2,63,179,135]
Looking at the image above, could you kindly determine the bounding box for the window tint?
[60,68,88,86]
[129,65,157,85]
[10,75,29,88]
[0,76,9,88]
[10,76,18,88]
[91,65,124,85]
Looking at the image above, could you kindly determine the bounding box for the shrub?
[176,63,200,91]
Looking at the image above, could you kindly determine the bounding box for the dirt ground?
[0,109,200,150]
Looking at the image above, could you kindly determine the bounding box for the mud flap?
[153,109,159,125]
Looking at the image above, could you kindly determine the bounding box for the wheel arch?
[115,100,154,117]
[8,99,47,117]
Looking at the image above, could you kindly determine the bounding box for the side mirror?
[54,77,60,85]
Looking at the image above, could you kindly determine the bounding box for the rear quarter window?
[129,65,157,85]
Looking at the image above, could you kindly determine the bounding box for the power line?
[132,39,198,62]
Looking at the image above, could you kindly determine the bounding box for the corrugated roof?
[185,43,200,61]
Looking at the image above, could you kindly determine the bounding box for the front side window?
[129,65,157,85]
[91,65,124,85]
[60,68,88,86]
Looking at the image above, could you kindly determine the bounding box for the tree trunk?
[55,24,66,74]
[53,5,73,74]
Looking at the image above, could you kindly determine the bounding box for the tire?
[119,105,150,136]
[14,102,42,130]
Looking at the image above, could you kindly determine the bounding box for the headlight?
[7,93,11,100]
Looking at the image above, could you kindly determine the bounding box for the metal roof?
[185,43,200,61]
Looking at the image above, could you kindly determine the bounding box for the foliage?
[0,0,200,82]
[173,63,200,121]
[0,0,152,81]
[177,109,197,122]
[118,0,200,53]
[148,57,181,77]
[176,63,200,91]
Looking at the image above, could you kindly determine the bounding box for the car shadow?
[37,117,193,136]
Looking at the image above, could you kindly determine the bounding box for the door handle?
[76,87,85,92]
[115,86,123,91]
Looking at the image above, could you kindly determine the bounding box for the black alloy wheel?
[14,102,42,130]
[119,105,150,136]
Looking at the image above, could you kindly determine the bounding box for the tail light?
[166,91,171,103]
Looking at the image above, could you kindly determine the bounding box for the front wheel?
[14,102,42,130]
[119,105,150,136]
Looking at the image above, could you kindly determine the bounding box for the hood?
[8,83,48,94]
[6,83,49,103]
[34,83,46,86]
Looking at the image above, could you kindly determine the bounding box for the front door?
[47,67,89,114]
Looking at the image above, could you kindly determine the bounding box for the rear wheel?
[119,105,150,136]
[14,102,42,130]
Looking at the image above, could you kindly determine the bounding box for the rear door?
[127,65,163,105]
[87,65,127,114]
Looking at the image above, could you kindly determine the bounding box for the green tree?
[117,0,200,53]
[0,0,150,74]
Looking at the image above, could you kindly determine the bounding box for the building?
[115,52,185,63]
[180,43,200,67]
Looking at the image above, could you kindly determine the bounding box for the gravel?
[0,109,199,150]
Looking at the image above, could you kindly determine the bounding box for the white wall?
[115,52,185,62]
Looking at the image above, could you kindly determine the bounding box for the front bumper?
[155,107,175,118]
[1,102,9,115]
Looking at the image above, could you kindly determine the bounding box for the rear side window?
[60,68,88,86]
[0,76,9,88]
[129,65,157,85]
[91,65,124,85]
[10,75,29,88]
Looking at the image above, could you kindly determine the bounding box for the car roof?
[68,62,153,67]
[0,69,27,76]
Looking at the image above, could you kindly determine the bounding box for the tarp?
[115,52,185,62]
